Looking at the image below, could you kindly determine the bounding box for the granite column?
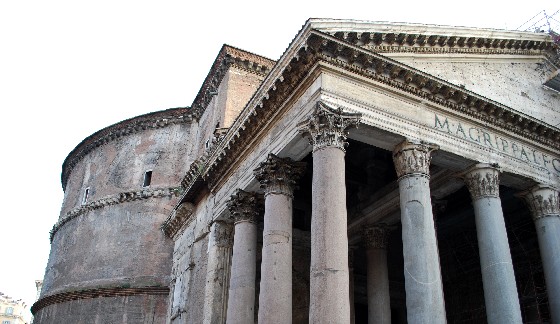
[392,140,446,323]
[462,163,522,324]
[225,190,261,324]
[520,185,560,322]
[203,220,234,324]
[298,101,361,324]
[364,225,391,324]
[254,154,306,324]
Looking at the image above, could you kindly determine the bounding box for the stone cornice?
[328,30,558,64]
[31,285,169,315]
[50,186,181,242]
[178,29,560,209]
[61,108,192,191]
[190,45,275,119]
[161,202,195,239]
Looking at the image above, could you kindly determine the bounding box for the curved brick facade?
[34,108,195,323]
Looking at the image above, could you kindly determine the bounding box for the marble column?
[462,163,522,324]
[254,154,306,324]
[225,189,261,324]
[364,225,391,324]
[203,220,234,324]
[392,140,446,323]
[298,101,361,324]
[520,185,560,322]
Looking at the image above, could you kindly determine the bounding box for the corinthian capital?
[211,220,234,248]
[253,154,306,197]
[363,225,390,250]
[519,185,560,221]
[461,163,500,200]
[227,189,262,224]
[392,140,438,179]
[298,101,361,152]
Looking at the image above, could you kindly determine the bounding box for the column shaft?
[255,154,305,324]
[226,222,257,324]
[536,216,560,321]
[225,190,260,324]
[310,147,350,323]
[258,194,292,322]
[298,101,361,324]
[393,141,446,324]
[364,226,391,324]
[203,221,233,324]
[463,164,522,324]
[521,185,560,322]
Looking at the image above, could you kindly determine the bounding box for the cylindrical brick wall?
[33,108,194,323]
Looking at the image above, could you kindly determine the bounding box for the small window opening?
[143,170,152,187]
[82,188,90,205]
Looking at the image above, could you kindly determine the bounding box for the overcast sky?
[0,0,556,315]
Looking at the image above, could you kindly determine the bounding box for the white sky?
[0,0,556,316]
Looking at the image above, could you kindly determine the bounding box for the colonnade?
[204,104,560,324]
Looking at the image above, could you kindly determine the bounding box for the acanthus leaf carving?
[392,140,438,179]
[227,189,263,224]
[297,101,361,152]
[461,163,501,200]
[363,225,391,250]
[253,154,306,197]
[519,185,560,221]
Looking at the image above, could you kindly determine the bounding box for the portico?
[164,19,560,324]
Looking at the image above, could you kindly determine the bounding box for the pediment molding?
[174,28,560,228]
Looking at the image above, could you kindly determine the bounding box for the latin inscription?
[433,114,560,175]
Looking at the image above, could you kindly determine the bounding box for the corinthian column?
[203,220,233,324]
[520,185,560,322]
[298,101,361,324]
[392,140,446,323]
[254,154,305,324]
[462,164,522,324]
[225,190,261,324]
[364,225,391,324]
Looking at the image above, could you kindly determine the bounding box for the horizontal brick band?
[31,286,170,315]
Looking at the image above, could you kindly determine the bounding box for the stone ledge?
[50,186,182,242]
[31,285,169,315]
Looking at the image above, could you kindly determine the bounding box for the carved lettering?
[433,114,559,175]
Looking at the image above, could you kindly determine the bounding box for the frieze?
[62,108,192,191]
[462,164,501,200]
[298,101,362,152]
[519,185,560,221]
[254,154,306,197]
[50,186,182,242]
[393,141,438,179]
[433,114,560,176]
[227,189,262,224]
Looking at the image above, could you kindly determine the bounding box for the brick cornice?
[61,108,193,191]
[50,186,181,242]
[31,285,169,315]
